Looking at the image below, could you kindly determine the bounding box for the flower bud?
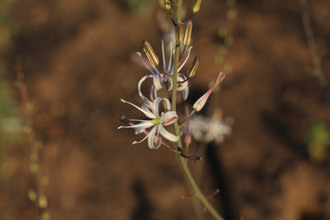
[192,0,202,14]
[143,41,159,66]
[164,0,171,11]
[187,56,200,78]
[176,25,183,45]
[183,21,193,46]
[193,72,225,112]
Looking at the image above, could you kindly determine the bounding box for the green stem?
[170,1,224,219]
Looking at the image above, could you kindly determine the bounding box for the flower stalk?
[171,1,224,219]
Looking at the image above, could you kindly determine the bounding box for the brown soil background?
[1,0,330,219]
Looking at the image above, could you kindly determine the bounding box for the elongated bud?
[193,72,225,112]
[187,56,200,78]
[176,25,183,45]
[143,41,159,66]
[183,21,193,46]
[164,0,171,11]
[192,0,202,14]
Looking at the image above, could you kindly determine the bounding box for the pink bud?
[193,72,225,112]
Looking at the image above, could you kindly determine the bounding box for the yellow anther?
[143,41,159,66]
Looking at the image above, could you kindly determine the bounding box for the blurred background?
[0,0,329,219]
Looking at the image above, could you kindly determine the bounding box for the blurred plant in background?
[214,0,237,74]
[125,0,154,18]
[305,121,330,162]
[0,0,20,184]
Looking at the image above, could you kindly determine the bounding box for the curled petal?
[177,74,189,100]
[147,127,158,149]
[138,75,154,101]
[161,111,178,126]
[158,125,179,142]
[153,73,163,90]
[150,97,171,117]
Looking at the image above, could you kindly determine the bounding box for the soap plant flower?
[118,97,179,149]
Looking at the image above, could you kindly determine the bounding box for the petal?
[119,121,154,131]
[153,73,163,90]
[182,86,189,100]
[138,75,154,101]
[150,85,157,101]
[158,125,179,142]
[121,99,156,119]
[150,97,171,117]
[147,127,158,149]
[161,98,171,111]
[177,74,188,91]
[151,97,162,118]
[161,111,178,126]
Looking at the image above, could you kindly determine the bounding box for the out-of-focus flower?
[118,97,179,149]
[189,114,231,144]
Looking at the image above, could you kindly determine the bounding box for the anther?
[143,41,159,66]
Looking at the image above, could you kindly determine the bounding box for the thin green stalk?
[171,1,224,219]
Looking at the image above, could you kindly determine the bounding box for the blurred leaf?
[305,121,330,162]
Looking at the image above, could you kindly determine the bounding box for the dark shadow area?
[206,142,240,220]
[130,179,154,220]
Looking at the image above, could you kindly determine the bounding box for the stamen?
[178,46,192,72]
[161,41,166,71]
[136,52,157,75]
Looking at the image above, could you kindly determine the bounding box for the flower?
[118,97,179,149]
[189,115,231,144]
[136,41,191,102]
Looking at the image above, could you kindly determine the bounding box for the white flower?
[118,97,179,149]
[136,41,190,102]
[189,115,231,144]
